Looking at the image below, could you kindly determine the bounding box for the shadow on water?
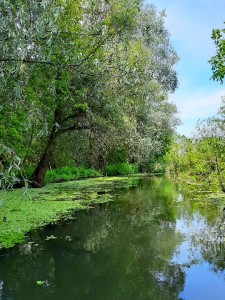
[1,176,225,299]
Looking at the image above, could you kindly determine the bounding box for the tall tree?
[0,1,179,186]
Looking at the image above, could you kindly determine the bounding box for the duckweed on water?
[0,176,140,250]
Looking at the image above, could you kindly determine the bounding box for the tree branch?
[0,27,125,73]
[78,29,119,67]
[60,125,90,134]
[0,57,57,66]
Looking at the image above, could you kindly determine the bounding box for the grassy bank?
[0,176,140,250]
[22,163,138,184]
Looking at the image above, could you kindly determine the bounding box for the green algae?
[0,176,141,250]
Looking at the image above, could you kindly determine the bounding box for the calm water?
[1,176,225,300]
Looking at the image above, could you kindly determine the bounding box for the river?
[0,176,225,300]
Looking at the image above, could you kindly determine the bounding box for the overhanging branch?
[60,125,90,134]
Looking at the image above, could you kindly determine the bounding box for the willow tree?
[0,1,179,186]
[1,0,140,186]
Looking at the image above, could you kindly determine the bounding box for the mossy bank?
[0,176,141,250]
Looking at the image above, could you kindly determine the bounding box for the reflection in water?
[0,176,225,299]
[0,281,3,299]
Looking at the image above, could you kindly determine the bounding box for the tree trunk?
[101,159,105,176]
[29,129,57,187]
[28,68,89,187]
[99,153,106,176]
[30,70,63,187]
[29,107,62,187]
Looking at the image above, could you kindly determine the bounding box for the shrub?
[105,164,117,176]
[78,167,88,178]
[105,163,137,176]
[44,166,101,183]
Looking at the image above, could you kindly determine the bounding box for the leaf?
[36,281,45,286]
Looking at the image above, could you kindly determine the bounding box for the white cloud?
[169,88,225,136]
[171,88,225,120]
[145,0,225,136]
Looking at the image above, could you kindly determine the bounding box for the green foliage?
[105,163,137,176]
[209,23,225,83]
[165,105,225,192]
[23,167,35,180]
[106,149,127,165]
[0,144,22,189]
[36,281,45,286]
[44,166,101,184]
[0,0,179,186]
[147,157,166,173]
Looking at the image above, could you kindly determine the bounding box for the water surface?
[0,176,225,300]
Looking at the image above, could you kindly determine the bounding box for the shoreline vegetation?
[0,175,143,251]
[29,163,138,185]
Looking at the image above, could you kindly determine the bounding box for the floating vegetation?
[0,176,142,250]
[45,235,57,241]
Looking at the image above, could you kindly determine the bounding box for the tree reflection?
[174,184,225,279]
[0,177,186,300]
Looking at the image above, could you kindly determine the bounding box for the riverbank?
[0,176,141,250]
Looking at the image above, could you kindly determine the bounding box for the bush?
[105,164,117,176]
[44,166,101,184]
[28,163,137,185]
[78,167,88,178]
[105,163,137,176]
[22,163,136,185]
[44,169,58,184]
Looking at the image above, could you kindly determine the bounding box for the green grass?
[44,166,101,184]
[20,166,101,184]
[105,163,138,176]
[22,165,137,184]
[0,176,140,250]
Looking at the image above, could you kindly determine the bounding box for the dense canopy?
[0,0,179,187]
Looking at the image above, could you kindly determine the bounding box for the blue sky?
[145,0,225,136]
